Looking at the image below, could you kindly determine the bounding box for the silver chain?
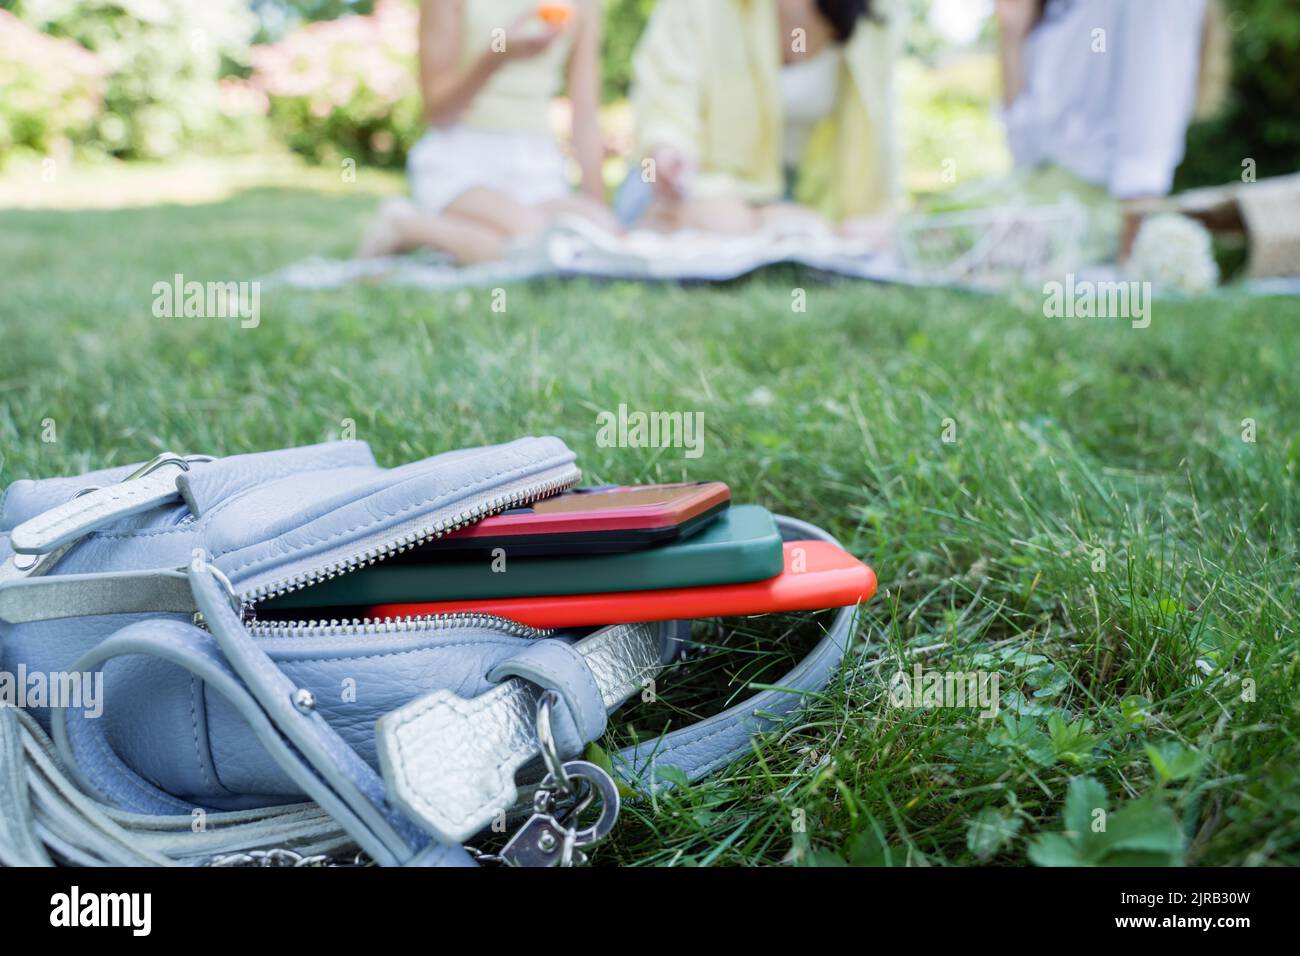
[205,848,372,867]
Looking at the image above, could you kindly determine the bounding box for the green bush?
[249,0,422,168]
[0,8,105,161]
[600,0,653,102]
[14,0,259,159]
[1176,0,1300,189]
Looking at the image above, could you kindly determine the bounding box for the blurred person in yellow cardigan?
[622,0,901,239]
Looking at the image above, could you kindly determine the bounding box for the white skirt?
[407,126,570,214]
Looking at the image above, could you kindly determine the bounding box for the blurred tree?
[249,0,419,168]
[1176,0,1300,188]
[10,0,258,159]
[0,8,105,163]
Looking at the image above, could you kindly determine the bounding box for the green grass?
[2,179,1298,867]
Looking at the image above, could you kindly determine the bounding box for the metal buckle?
[124,452,214,482]
[534,689,573,793]
[3,452,212,583]
[495,691,621,867]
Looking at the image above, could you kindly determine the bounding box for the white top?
[780,47,841,166]
[1001,0,1208,199]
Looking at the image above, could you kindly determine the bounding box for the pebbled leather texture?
[191,565,426,851]
[204,438,578,600]
[376,622,665,843]
[202,626,537,798]
[0,441,377,731]
[2,462,148,533]
[176,441,377,518]
[56,617,417,865]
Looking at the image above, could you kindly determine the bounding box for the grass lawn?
[2,174,1298,867]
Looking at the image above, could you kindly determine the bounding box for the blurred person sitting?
[360,0,618,263]
[622,0,901,240]
[993,0,1229,259]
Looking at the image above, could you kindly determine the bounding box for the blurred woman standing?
[361,0,618,263]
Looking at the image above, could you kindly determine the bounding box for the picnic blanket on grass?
[265,228,928,291]
[261,203,1298,297]
[263,202,1090,293]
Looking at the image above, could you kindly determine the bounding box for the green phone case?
[263,504,784,608]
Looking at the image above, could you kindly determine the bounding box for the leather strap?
[187,564,441,864]
[0,706,53,866]
[613,515,861,786]
[10,701,359,867]
[487,639,609,747]
[0,569,195,624]
[53,617,425,865]
[0,453,207,609]
[45,566,675,863]
[9,459,190,554]
[377,620,669,844]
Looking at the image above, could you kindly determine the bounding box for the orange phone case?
[367,540,876,629]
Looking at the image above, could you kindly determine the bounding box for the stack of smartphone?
[260,483,875,628]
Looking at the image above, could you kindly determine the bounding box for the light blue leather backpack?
[0,438,859,867]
